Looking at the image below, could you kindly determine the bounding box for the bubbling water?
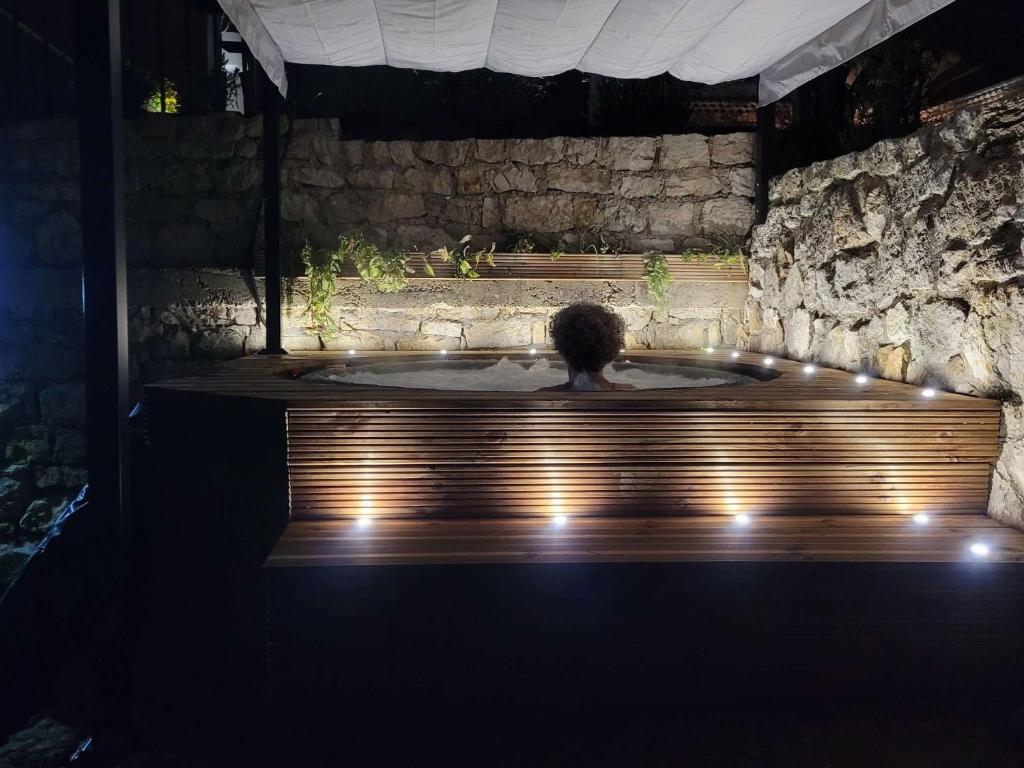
[304,356,755,392]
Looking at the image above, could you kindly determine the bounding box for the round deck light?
[969,541,991,558]
[763,357,775,367]
[552,514,568,527]
[803,364,816,374]
[912,513,930,526]
[922,388,936,398]
[855,374,869,385]
[529,347,537,355]
[620,348,626,354]
[348,349,356,355]
[439,349,448,355]
[356,515,372,529]
[706,347,715,353]
[734,513,751,526]
[731,351,740,359]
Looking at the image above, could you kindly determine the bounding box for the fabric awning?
[218,0,955,105]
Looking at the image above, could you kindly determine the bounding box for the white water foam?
[304,356,755,392]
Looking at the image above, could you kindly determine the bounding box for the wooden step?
[265,514,1024,567]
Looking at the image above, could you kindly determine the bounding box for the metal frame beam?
[261,68,285,355]
[755,101,777,226]
[75,0,130,533]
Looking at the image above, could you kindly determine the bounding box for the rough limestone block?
[475,139,507,163]
[388,141,417,167]
[604,137,657,172]
[700,198,755,236]
[617,176,662,198]
[457,168,486,195]
[547,166,611,194]
[487,164,538,193]
[665,168,723,198]
[508,138,565,165]
[649,202,697,235]
[39,383,85,427]
[660,135,709,170]
[710,133,755,166]
[414,140,471,166]
[367,193,427,224]
[463,318,534,348]
[502,195,574,232]
[4,425,49,464]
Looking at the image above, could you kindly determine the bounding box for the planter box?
[337,252,747,283]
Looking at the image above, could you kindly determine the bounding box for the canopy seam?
[663,0,749,78]
[481,0,501,68]
[728,0,869,80]
[631,0,699,74]
[575,0,622,70]
[370,0,390,66]
[300,0,331,64]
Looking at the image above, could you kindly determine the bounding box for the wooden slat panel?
[286,405,998,518]
[266,515,1024,566]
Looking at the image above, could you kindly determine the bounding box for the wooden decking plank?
[266,515,1024,567]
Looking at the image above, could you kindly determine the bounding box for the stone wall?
[1,116,756,274]
[742,97,1024,526]
[280,124,756,259]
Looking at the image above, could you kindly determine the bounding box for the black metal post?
[75,0,130,533]
[261,68,285,355]
[754,101,777,225]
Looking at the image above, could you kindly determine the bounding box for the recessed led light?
[734,513,751,526]
[439,349,448,355]
[356,515,372,529]
[803,364,816,374]
[552,514,568,527]
[706,347,715,353]
[855,374,869,384]
[763,357,774,366]
[348,349,356,355]
[922,388,936,398]
[731,351,740,359]
[912,513,930,526]
[969,541,991,558]
[620,348,626,354]
[528,348,537,355]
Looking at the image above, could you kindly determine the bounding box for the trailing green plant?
[573,223,621,255]
[506,234,536,254]
[338,233,412,293]
[549,250,565,262]
[678,231,747,270]
[283,277,296,313]
[643,251,672,310]
[424,234,495,279]
[301,241,344,346]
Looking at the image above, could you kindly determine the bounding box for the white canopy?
[218,0,955,105]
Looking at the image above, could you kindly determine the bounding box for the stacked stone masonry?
[742,97,1024,526]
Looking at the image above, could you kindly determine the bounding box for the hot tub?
[302,355,760,391]
[145,350,997,537]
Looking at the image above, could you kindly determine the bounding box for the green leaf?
[423,261,435,277]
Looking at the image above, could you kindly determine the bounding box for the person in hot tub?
[538,303,636,392]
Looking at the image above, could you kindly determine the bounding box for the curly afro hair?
[549,303,625,373]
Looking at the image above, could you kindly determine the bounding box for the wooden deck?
[143,350,1022,566]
